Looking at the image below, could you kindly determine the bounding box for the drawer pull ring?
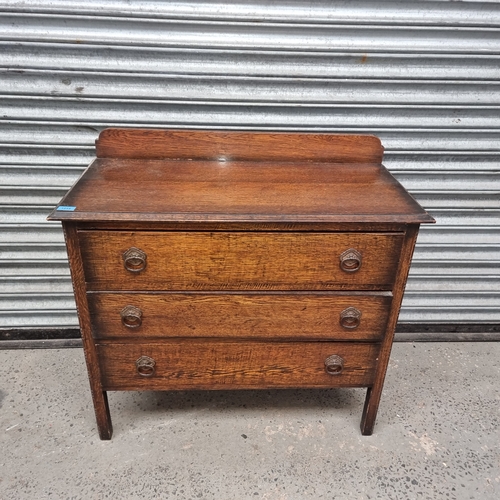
[325,354,344,375]
[340,307,361,329]
[340,248,362,272]
[136,356,156,377]
[123,247,147,273]
[120,305,142,328]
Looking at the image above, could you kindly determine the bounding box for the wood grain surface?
[79,231,404,291]
[96,128,384,163]
[74,221,410,233]
[97,340,380,391]
[48,158,435,224]
[88,292,392,341]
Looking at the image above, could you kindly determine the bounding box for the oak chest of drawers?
[48,129,434,439]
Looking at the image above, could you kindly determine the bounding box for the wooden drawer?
[97,341,380,390]
[79,231,404,291]
[88,292,392,341]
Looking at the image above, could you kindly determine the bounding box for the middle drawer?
[88,292,392,341]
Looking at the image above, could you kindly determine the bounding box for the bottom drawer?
[97,341,380,390]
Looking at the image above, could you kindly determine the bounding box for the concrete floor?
[0,342,499,500]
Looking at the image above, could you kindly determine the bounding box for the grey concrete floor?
[0,342,499,500]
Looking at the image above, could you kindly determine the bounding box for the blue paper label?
[56,206,76,211]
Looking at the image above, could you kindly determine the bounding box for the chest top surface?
[48,129,434,225]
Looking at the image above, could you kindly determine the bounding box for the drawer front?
[97,341,380,390]
[79,231,403,291]
[88,292,391,341]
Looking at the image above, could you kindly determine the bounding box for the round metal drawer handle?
[339,248,362,272]
[123,247,147,273]
[325,354,344,376]
[340,307,361,329]
[136,356,156,377]
[120,305,142,328]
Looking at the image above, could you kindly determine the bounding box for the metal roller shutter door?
[0,1,499,338]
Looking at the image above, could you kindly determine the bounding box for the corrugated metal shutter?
[1,1,499,331]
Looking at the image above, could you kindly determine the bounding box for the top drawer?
[78,231,404,291]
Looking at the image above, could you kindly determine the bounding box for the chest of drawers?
[48,129,434,439]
